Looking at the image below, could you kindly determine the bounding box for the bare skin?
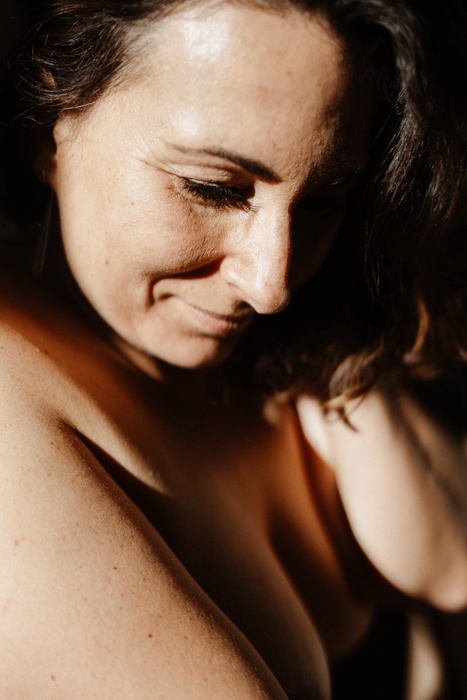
[0,266,357,699]
[1,3,467,699]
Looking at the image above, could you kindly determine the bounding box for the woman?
[1,0,467,697]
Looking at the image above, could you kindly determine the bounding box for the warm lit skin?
[1,4,467,700]
[45,2,375,375]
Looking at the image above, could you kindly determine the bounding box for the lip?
[181,301,254,337]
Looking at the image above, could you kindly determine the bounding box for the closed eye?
[297,179,362,214]
[180,178,252,211]
[297,191,347,214]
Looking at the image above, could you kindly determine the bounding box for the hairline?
[60,0,341,127]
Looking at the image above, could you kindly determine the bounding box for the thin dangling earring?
[33,187,55,276]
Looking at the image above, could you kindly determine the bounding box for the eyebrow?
[164,143,281,183]
[165,142,367,188]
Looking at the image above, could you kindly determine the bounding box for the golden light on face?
[47,2,375,372]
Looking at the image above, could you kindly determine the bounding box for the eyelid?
[313,176,361,195]
[298,196,346,213]
[296,180,355,213]
[179,177,253,210]
[298,172,363,204]
[182,177,247,196]
[307,164,367,194]
[184,177,239,188]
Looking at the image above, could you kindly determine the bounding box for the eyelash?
[180,177,348,214]
[180,178,250,210]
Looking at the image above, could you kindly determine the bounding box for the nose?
[220,206,292,314]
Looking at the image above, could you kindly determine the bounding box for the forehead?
[74,2,374,181]
[135,3,347,111]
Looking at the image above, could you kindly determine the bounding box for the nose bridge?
[222,204,292,314]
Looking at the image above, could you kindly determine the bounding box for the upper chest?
[66,372,371,683]
[75,386,335,695]
[0,286,370,695]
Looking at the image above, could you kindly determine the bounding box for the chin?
[147,336,239,371]
[168,348,234,370]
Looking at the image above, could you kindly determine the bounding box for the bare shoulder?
[0,273,286,700]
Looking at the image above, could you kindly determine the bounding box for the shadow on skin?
[75,431,180,546]
[75,431,326,700]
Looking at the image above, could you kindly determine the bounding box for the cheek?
[108,205,224,283]
[60,171,215,281]
[106,168,225,271]
[291,210,344,286]
[53,135,227,297]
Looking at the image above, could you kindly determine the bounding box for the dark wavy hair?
[1,0,467,405]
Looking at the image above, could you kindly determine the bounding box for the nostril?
[257,284,292,315]
[247,247,292,314]
[175,259,222,280]
[221,256,292,314]
[219,208,293,313]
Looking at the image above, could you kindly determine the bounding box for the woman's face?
[46,1,375,371]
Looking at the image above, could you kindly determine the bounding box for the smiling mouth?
[181,301,255,337]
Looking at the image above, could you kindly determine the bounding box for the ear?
[32,127,58,188]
